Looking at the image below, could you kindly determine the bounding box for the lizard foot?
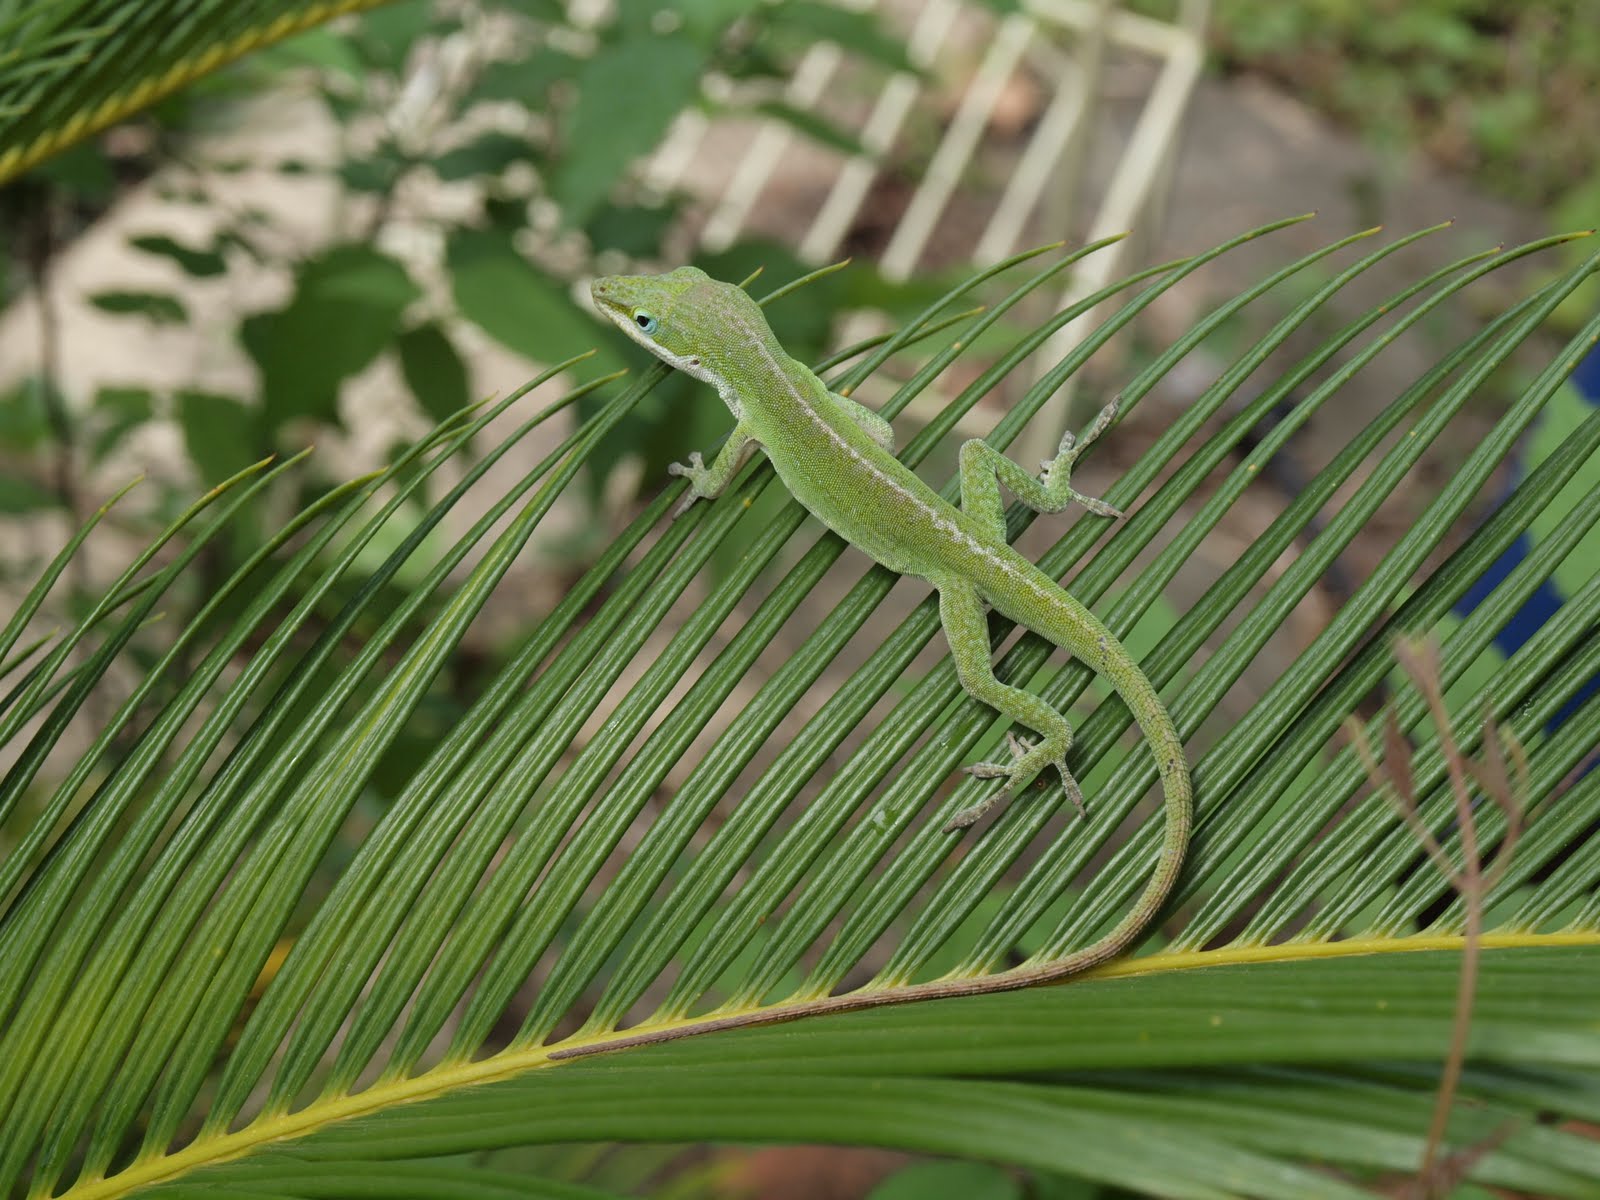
[1039,393,1124,519]
[667,452,714,517]
[949,733,1086,830]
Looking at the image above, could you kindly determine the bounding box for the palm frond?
[0,0,392,183]
[4,223,1600,1199]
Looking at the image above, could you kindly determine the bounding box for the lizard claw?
[667,451,706,479]
[1036,392,1125,520]
[668,452,711,517]
[949,733,1085,829]
[1073,492,1124,520]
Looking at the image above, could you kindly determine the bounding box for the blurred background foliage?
[0,0,933,816]
[1,4,1598,1198]
[1194,0,1598,210]
[6,0,1594,524]
[1136,0,1600,332]
[0,0,935,536]
[0,0,958,749]
[7,0,1596,546]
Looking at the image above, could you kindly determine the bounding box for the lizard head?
[591,266,763,387]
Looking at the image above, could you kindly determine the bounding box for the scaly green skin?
[591,265,1191,991]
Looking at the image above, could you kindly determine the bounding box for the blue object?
[1451,338,1600,732]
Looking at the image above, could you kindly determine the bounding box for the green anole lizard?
[592,266,1191,982]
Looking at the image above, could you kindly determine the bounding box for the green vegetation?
[3,216,1599,1200]
[1197,0,1600,211]
[0,0,920,543]
[3,4,1600,1197]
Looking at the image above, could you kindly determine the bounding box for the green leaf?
[179,953,1600,1199]
[88,290,187,323]
[256,27,365,79]
[89,385,153,463]
[29,139,115,197]
[434,131,539,182]
[761,1,916,73]
[397,322,471,422]
[474,46,578,105]
[674,0,770,41]
[447,229,606,367]
[128,233,227,277]
[0,474,59,513]
[755,99,869,157]
[0,378,52,451]
[241,243,421,428]
[353,0,438,70]
[553,31,705,226]
[338,153,406,194]
[178,390,259,486]
[583,198,681,258]
[869,1161,1022,1200]
[499,0,568,20]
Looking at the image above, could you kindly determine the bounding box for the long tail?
[552,583,1193,1064]
[554,602,1192,1063]
[1020,589,1192,975]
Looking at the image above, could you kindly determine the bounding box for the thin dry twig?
[1344,635,1529,1200]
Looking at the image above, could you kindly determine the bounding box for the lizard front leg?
[937,582,1085,830]
[668,423,760,516]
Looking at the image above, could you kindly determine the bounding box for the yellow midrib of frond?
[54,928,1600,1200]
[0,0,391,186]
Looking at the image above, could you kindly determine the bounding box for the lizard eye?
[634,311,658,335]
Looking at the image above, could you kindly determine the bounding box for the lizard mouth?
[589,276,637,320]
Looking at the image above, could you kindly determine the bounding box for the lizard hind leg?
[830,391,896,451]
[937,583,1086,831]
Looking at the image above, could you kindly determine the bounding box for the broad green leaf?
[433,131,539,181]
[139,954,1600,1199]
[474,46,579,106]
[127,234,227,278]
[500,0,567,21]
[552,30,705,226]
[337,154,406,194]
[761,0,917,73]
[673,0,768,41]
[28,138,116,198]
[755,99,870,157]
[870,1161,1022,1200]
[89,385,154,463]
[178,390,259,486]
[254,27,365,79]
[584,199,681,259]
[0,473,59,512]
[0,377,52,451]
[447,228,610,368]
[241,243,421,428]
[351,0,439,69]
[398,322,472,423]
